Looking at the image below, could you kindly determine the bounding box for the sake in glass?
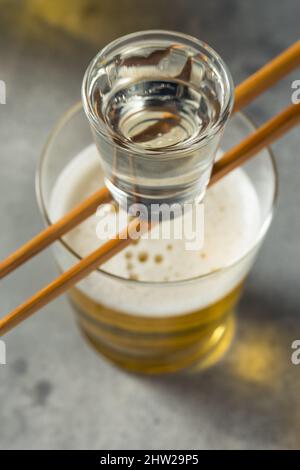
[82,30,234,210]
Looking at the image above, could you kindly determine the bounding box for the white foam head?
[49,144,261,316]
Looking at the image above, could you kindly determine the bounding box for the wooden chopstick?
[234,40,300,111]
[0,218,149,336]
[0,187,111,279]
[210,102,300,185]
[1,101,300,336]
[0,41,299,279]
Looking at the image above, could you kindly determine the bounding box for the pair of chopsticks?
[1,41,300,336]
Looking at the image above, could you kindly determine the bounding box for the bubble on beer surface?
[138,252,149,263]
[49,144,261,283]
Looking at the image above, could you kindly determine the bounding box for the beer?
[49,144,262,373]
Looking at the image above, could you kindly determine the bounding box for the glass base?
[69,285,241,374]
[81,314,235,374]
[105,177,207,215]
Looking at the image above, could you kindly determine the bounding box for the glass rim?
[36,101,279,287]
[81,29,234,156]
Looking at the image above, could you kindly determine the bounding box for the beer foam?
[50,144,261,284]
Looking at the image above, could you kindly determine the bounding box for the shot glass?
[82,30,234,210]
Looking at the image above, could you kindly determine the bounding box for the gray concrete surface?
[0,0,300,450]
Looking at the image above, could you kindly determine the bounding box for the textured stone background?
[0,0,300,449]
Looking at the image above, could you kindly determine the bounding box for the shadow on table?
[140,286,300,448]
